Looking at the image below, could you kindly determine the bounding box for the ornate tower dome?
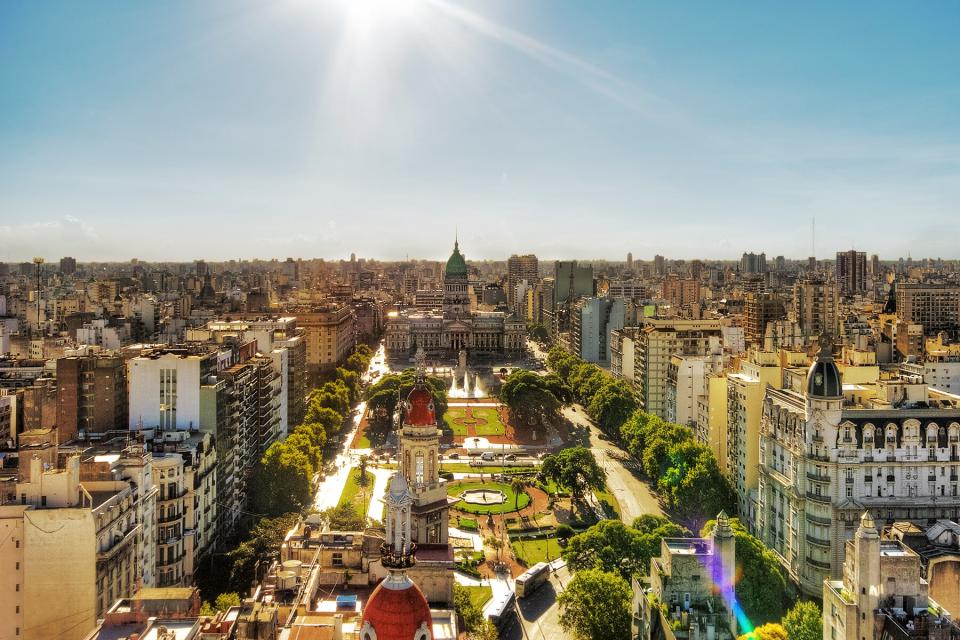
[444,240,468,280]
[807,336,842,399]
[360,473,433,640]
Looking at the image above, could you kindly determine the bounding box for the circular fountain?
[460,488,507,505]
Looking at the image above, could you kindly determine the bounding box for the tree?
[499,369,561,428]
[541,447,606,507]
[334,367,361,401]
[557,569,631,640]
[320,502,368,531]
[510,477,527,513]
[568,363,607,405]
[303,404,343,437]
[252,441,313,517]
[313,380,351,415]
[563,517,688,580]
[586,379,638,436]
[737,623,788,640]
[547,345,580,382]
[227,512,300,593]
[527,322,549,344]
[701,518,788,624]
[285,430,322,469]
[555,524,574,543]
[453,584,484,632]
[782,601,822,640]
[562,520,647,580]
[358,454,370,480]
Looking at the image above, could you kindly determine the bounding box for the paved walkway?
[365,467,393,522]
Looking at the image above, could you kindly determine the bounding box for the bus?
[515,561,551,598]
[486,590,517,631]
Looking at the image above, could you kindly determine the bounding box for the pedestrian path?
[365,467,393,522]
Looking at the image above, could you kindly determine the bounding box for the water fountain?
[447,349,486,398]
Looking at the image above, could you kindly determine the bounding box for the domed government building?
[385,240,525,359]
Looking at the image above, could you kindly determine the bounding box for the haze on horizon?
[2,0,959,263]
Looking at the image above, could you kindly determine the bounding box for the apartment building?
[757,344,960,596]
[56,351,128,441]
[897,283,960,337]
[290,304,356,377]
[793,275,838,338]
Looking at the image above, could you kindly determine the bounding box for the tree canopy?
[701,517,788,625]
[499,369,562,427]
[781,601,822,640]
[563,515,689,580]
[737,624,788,640]
[541,447,606,505]
[251,441,314,517]
[557,568,632,640]
[365,369,448,424]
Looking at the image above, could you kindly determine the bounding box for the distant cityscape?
[2,242,960,640]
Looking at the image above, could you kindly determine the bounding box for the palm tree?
[510,477,526,513]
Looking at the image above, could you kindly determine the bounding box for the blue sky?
[2,0,958,262]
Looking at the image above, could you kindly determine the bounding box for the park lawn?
[511,536,562,566]
[353,433,372,449]
[594,484,621,519]
[464,585,493,611]
[443,407,507,437]
[448,481,531,515]
[456,516,478,531]
[338,468,375,516]
[440,463,533,474]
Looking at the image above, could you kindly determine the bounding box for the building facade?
[385,242,525,360]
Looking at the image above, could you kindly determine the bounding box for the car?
[481,452,495,461]
[504,454,517,461]
[447,453,460,459]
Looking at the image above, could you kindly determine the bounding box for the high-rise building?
[740,252,767,274]
[571,297,625,364]
[59,256,77,275]
[506,254,538,308]
[56,353,128,441]
[870,253,880,276]
[744,292,785,345]
[626,252,633,270]
[835,249,867,297]
[662,276,700,309]
[653,254,666,276]
[612,319,723,419]
[793,275,837,337]
[553,260,594,304]
[896,283,960,336]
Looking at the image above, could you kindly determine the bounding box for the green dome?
[445,241,468,279]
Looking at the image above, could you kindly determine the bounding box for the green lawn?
[511,536,562,566]
[463,585,493,611]
[448,481,531,515]
[353,433,372,449]
[338,468,375,516]
[444,407,506,436]
[594,484,621,519]
[456,516,478,531]
[440,462,534,474]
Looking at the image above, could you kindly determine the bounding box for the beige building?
[1,446,97,640]
[632,512,738,640]
[897,283,960,337]
[612,319,722,419]
[793,275,838,338]
[290,304,356,376]
[757,343,960,597]
[823,512,960,640]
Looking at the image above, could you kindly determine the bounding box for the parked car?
[448,453,460,459]
[481,452,495,461]
[504,454,517,461]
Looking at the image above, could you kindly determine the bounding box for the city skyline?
[3,0,959,261]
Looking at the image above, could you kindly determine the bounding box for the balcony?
[806,491,831,504]
[159,511,182,524]
[806,471,831,483]
[806,513,832,526]
[157,552,184,568]
[806,555,831,570]
[806,534,831,548]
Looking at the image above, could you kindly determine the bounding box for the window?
[332,552,343,567]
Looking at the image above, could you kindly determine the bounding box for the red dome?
[361,576,433,640]
[404,386,436,426]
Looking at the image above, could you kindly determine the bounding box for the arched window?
[415,452,425,485]
[863,424,875,449]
